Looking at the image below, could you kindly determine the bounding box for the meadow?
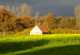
[0,34,80,55]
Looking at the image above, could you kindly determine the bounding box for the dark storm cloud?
[0,0,78,16]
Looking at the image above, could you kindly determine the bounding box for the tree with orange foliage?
[46,12,55,29]
[0,5,16,34]
[16,16,34,32]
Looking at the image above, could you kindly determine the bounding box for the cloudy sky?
[0,0,79,16]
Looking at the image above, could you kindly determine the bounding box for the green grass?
[0,34,80,42]
[0,34,80,55]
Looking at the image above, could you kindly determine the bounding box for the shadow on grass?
[18,45,80,55]
[0,39,49,53]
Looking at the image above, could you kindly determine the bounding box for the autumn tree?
[16,16,34,31]
[46,12,55,29]
[0,5,16,33]
[55,16,65,28]
[65,17,76,28]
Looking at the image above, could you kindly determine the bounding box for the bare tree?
[18,3,32,16]
[7,0,17,15]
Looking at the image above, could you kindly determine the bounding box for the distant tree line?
[0,3,77,34]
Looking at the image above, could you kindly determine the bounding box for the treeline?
[0,4,78,34]
[0,6,33,34]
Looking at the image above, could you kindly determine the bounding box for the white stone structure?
[30,25,42,35]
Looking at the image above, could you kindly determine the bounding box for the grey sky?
[0,0,78,16]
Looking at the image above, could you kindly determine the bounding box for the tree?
[0,6,16,33]
[15,16,34,32]
[7,0,17,15]
[58,16,65,28]
[18,3,32,16]
[65,17,76,28]
[47,12,55,29]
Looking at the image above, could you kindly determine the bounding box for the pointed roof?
[38,24,48,33]
[30,25,42,35]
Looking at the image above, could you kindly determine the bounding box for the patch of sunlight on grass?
[0,34,80,42]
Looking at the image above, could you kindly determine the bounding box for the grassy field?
[0,34,80,55]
